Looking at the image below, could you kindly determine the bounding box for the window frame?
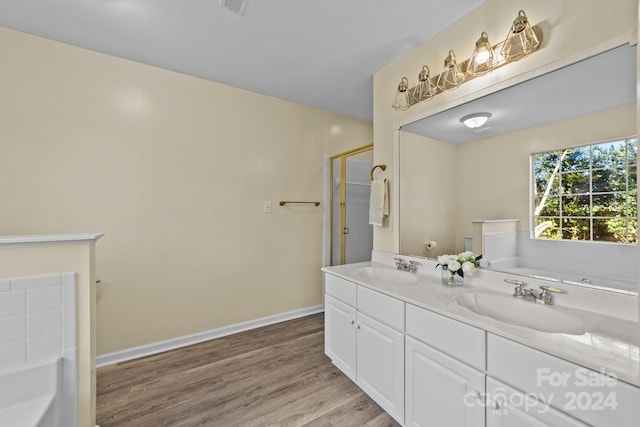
[531,137,638,245]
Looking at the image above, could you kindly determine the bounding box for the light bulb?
[467,32,496,76]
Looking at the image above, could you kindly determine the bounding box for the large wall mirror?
[398,44,638,293]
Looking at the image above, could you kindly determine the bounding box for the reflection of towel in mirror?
[369,179,389,226]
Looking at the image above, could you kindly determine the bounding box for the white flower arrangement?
[436,251,487,280]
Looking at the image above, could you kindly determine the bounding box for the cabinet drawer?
[406,303,485,370]
[488,333,640,427]
[357,286,404,331]
[324,273,356,306]
[486,377,588,426]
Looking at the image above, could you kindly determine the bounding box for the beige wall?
[0,27,372,354]
[400,104,636,255]
[373,0,638,253]
[398,131,456,257]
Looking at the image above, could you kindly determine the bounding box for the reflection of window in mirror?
[533,137,638,244]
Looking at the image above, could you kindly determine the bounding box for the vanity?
[322,251,640,427]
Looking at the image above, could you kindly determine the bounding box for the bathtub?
[0,359,61,427]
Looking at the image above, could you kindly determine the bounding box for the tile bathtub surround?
[0,272,78,426]
[484,231,638,290]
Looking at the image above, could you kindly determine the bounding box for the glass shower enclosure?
[329,144,373,265]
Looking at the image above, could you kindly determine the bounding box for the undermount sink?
[355,266,419,284]
[454,293,586,335]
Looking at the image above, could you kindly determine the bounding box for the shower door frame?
[328,143,373,266]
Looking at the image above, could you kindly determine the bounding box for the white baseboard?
[96,305,324,368]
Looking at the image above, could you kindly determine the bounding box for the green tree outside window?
[533,138,638,244]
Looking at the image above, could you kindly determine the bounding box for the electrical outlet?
[263,200,272,214]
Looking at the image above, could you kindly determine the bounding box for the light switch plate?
[263,200,272,214]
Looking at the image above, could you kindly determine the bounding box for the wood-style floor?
[96,313,400,427]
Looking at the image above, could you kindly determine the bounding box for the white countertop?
[322,251,640,387]
[0,233,105,245]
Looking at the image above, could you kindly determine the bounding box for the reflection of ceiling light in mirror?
[220,0,248,15]
[461,112,491,128]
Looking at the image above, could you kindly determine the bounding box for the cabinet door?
[486,378,588,427]
[356,311,405,424]
[405,336,485,427]
[324,294,357,381]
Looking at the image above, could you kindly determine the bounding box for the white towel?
[369,179,389,226]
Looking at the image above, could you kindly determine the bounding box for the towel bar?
[279,201,321,206]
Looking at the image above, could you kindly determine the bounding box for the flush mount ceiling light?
[220,0,248,15]
[460,112,491,129]
[392,10,542,111]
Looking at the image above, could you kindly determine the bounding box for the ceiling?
[0,0,486,122]
[401,44,637,143]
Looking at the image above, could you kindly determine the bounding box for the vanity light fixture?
[467,31,496,76]
[436,50,465,91]
[460,112,491,129]
[392,77,411,111]
[391,9,542,111]
[412,66,436,102]
[501,10,540,62]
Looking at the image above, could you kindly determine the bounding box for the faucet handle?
[408,260,421,273]
[394,257,407,270]
[505,278,527,296]
[539,285,564,293]
[538,285,564,304]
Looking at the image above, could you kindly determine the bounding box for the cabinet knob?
[356,324,361,329]
[350,319,355,325]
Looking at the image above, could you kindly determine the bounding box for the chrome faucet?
[536,286,565,305]
[504,279,565,305]
[394,257,421,273]
[505,278,528,297]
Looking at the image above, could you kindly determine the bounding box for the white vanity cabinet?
[323,267,640,427]
[405,303,486,427]
[324,273,405,424]
[488,334,640,427]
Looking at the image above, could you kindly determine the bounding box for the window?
[533,138,637,244]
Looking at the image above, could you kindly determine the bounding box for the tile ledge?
[0,234,104,245]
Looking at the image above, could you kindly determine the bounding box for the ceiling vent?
[220,0,248,15]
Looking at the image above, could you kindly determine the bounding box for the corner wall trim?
[96,305,324,368]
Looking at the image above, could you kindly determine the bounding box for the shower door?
[329,145,373,265]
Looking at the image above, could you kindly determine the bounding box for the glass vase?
[441,265,464,286]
